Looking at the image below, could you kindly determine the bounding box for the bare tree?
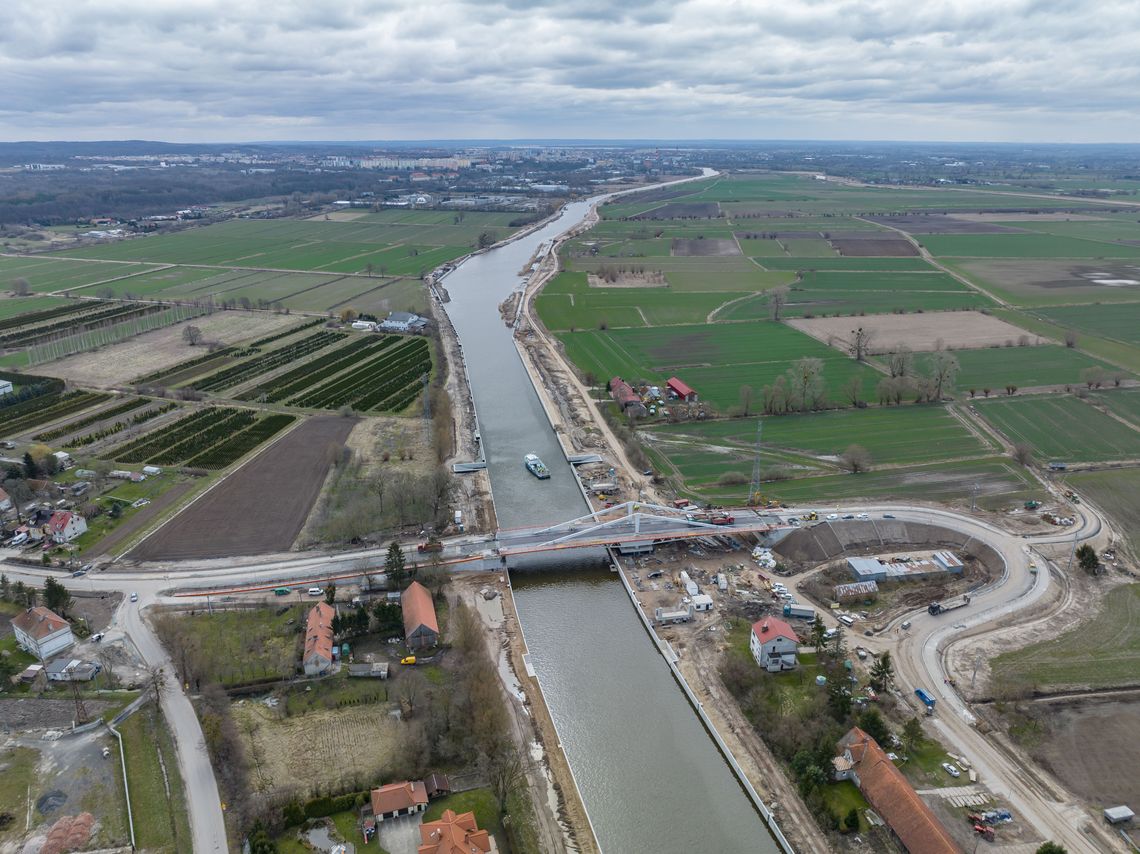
[1012,443,1034,467]
[1081,366,1105,389]
[1064,330,1078,348]
[768,285,790,321]
[482,740,526,811]
[12,277,30,296]
[147,665,167,702]
[887,346,914,378]
[785,357,825,412]
[849,326,875,362]
[739,384,755,417]
[843,375,863,407]
[399,669,427,718]
[926,351,960,400]
[182,325,203,346]
[840,444,872,473]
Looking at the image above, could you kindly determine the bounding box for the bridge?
[482,501,785,559]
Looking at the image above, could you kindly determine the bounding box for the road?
[0,498,1115,853]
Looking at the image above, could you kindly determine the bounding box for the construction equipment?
[915,687,936,715]
[1024,500,1040,510]
[928,593,971,616]
[801,511,818,521]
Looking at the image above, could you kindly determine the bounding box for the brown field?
[956,259,1140,301]
[234,701,400,797]
[305,210,366,221]
[631,201,720,219]
[953,212,1109,222]
[84,480,197,558]
[1030,696,1140,808]
[671,238,741,257]
[587,272,667,288]
[863,214,1021,234]
[830,238,919,256]
[788,310,1046,352]
[128,415,355,560]
[36,310,296,388]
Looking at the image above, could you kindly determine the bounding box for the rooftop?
[751,616,798,645]
[13,606,70,641]
[403,581,439,636]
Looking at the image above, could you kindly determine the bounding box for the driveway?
[376,814,423,853]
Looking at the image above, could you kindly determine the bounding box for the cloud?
[0,0,1138,142]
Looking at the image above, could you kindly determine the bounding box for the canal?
[442,190,779,853]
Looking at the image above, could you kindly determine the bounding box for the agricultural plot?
[194,330,346,392]
[0,389,109,437]
[949,259,1140,306]
[952,345,1129,391]
[103,406,293,469]
[920,233,1140,259]
[1036,302,1140,345]
[559,321,881,409]
[974,395,1140,461]
[239,335,398,402]
[758,256,936,272]
[991,584,1140,691]
[1091,389,1140,427]
[290,336,431,413]
[830,238,918,256]
[789,311,1034,353]
[0,254,160,292]
[1063,467,1140,557]
[0,294,69,320]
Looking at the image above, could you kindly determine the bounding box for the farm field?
[0,294,70,319]
[919,233,1140,259]
[758,256,937,271]
[952,345,1129,391]
[788,311,1036,353]
[991,308,1140,377]
[1036,302,1140,345]
[1063,467,1140,557]
[1091,389,1140,427]
[118,703,193,853]
[560,321,880,408]
[0,253,161,292]
[974,395,1140,462]
[129,415,355,559]
[948,259,1140,306]
[35,310,296,387]
[991,584,1140,691]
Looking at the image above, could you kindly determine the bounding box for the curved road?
[0,499,1113,853]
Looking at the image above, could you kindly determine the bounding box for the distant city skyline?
[3,0,1139,144]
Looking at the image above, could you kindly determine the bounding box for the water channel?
[442,193,778,853]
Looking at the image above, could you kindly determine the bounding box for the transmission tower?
[70,681,89,725]
[749,419,763,505]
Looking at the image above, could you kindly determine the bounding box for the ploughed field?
[129,415,355,559]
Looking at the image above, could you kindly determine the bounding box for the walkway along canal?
[438,191,783,853]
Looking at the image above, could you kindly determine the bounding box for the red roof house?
[834,728,961,854]
[303,602,335,676]
[371,780,428,821]
[46,510,87,544]
[749,617,799,672]
[666,376,697,402]
[402,581,439,649]
[12,606,74,660]
[418,808,493,854]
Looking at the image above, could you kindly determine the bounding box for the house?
[608,377,647,418]
[45,658,99,682]
[303,602,335,676]
[424,772,451,800]
[370,780,428,821]
[402,581,439,649]
[12,606,75,660]
[749,616,799,672]
[379,311,429,333]
[833,727,960,854]
[666,376,698,402]
[418,808,494,854]
[47,511,87,544]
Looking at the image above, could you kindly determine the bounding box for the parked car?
[91,632,105,643]
[942,762,961,778]
[857,513,869,520]
[71,569,87,577]
[273,588,291,596]
[882,513,896,519]
[400,655,417,666]
[129,592,138,602]
[842,514,855,520]
[826,513,839,520]
[901,620,912,630]
[307,587,323,597]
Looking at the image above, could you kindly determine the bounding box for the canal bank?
[437,178,782,853]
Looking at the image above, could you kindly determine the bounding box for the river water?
[443,194,777,853]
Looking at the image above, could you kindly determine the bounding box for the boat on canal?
[524,453,550,479]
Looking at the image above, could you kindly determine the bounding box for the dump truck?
[417,537,443,553]
[915,687,936,715]
[928,593,971,616]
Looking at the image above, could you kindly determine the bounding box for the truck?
[417,538,443,553]
[783,603,817,622]
[708,514,734,526]
[915,687,936,715]
[928,593,971,616]
[800,511,818,521]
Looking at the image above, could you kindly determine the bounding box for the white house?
[12,606,75,660]
[0,379,13,396]
[379,311,428,333]
[749,616,799,672]
[47,510,87,544]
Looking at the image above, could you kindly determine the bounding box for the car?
[91,632,105,643]
[901,620,912,630]
[273,587,291,596]
[826,513,839,520]
[71,569,87,577]
[842,514,855,520]
[400,655,416,665]
[882,513,896,519]
[942,762,961,778]
[131,498,151,508]
[129,592,138,602]
[856,513,869,520]
[307,587,324,597]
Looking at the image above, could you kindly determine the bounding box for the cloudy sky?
[2,0,1139,143]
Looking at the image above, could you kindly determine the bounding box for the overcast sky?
[2,0,1139,143]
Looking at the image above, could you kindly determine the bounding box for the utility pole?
[71,681,89,725]
[1066,529,1078,573]
[970,482,979,513]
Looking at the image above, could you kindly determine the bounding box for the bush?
[300,790,368,820]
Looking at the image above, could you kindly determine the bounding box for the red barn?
[667,377,698,402]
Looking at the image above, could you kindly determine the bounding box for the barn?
[666,377,698,402]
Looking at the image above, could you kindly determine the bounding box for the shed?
[0,380,12,396]
[1104,805,1134,824]
[402,581,439,649]
[424,772,452,799]
[666,376,698,402]
[691,593,714,612]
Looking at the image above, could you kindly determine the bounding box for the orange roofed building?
[834,727,961,854]
[418,808,495,854]
[371,780,428,822]
[402,581,439,649]
[303,601,335,676]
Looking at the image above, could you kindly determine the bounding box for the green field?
[0,254,161,292]
[920,233,1140,259]
[974,395,1140,461]
[560,321,880,408]
[0,294,70,319]
[1036,302,1140,345]
[991,584,1140,691]
[949,259,1140,307]
[758,256,937,272]
[952,345,1130,391]
[1091,389,1140,427]
[1064,467,1140,557]
[119,704,192,853]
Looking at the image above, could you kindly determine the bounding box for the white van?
[838,614,856,627]
[9,532,28,547]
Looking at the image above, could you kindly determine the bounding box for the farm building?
[424,772,451,800]
[833,727,960,854]
[370,780,428,822]
[402,581,440,649]
[749,617,799,672]
[12,606,75,660]
[834,581,879,602]
[847,553,963,583]
[666,376,698,402]
[46,510,87,544]
[380,311,428,333]
[418,808,493,854]
[302,601,335,676]
[609,377,647,417]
